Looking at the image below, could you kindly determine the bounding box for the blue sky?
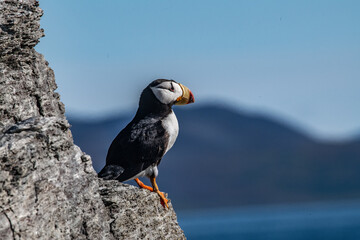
[36,0,360,140]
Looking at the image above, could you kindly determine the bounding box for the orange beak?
[175,83,195,105]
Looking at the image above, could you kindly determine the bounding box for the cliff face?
[0,1,185,239]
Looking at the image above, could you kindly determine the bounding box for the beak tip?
[188,91,195,104]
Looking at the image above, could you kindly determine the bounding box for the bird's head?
[147,79,195,106]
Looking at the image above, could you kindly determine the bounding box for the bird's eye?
[170,83,175,92]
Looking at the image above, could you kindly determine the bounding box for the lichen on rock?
[0,0,185,239]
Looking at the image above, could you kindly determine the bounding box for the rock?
[0,0,185,239]
[99,180,185,239]
[0,117,113,240]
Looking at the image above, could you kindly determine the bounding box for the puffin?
[98,79,194,208]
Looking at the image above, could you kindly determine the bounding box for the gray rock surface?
[99,180,185,239]
[0,0,185,239]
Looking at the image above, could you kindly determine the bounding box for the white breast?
[162,110,179,154]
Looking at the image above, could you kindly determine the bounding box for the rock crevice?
[0,0,185,239]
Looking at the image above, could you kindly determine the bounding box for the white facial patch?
[150,81,183,105]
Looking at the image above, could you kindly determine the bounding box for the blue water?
[177,200,360,240]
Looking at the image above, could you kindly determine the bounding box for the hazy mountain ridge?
[69,105,360,209]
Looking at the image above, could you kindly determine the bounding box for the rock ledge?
[0,1,185,239]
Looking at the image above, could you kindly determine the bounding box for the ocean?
[177,200,360,240]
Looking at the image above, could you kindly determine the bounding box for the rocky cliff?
[0,0,185,239]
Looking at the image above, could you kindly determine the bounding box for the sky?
[36,0,360,140]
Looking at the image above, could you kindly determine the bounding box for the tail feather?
[98,164,124,180]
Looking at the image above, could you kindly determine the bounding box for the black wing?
[100,117,168,181]
[98,165,124,180]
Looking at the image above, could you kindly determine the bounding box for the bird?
[98,79,194,208]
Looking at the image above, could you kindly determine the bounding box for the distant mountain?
[69,105,360,209]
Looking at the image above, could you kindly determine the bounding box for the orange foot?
[156,191,169,208]
[134,178,153,191]
[134,178,169,209]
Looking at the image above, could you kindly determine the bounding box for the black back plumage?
[98,82,172,181]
